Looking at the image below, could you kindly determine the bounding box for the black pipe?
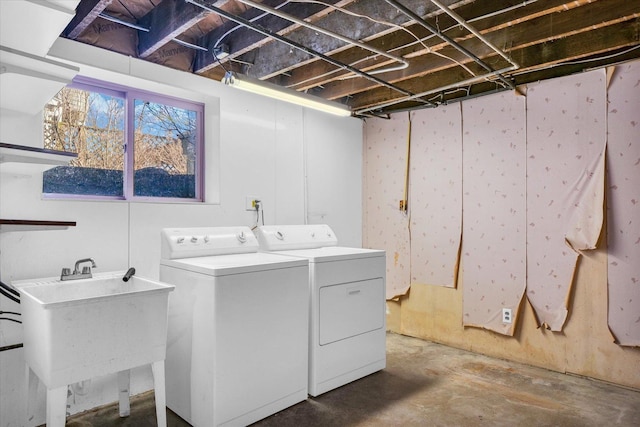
[0,317,22,324]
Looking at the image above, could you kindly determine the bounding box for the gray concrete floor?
[65,333,640,426]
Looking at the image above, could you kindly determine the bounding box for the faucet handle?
[61,268,71,276]
[82,266,91,274]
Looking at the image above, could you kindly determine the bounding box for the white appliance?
[159,226,309,427]
[255,224,386,397]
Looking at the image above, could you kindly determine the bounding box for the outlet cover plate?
[502,308,513,324]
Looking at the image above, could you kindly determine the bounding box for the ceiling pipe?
[384,0,515,90]
[185,0,437,107]
[354,66,515,116]
[233,0,409,75]
[430,0,519,69]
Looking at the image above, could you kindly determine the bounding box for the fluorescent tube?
[222,72,351,117]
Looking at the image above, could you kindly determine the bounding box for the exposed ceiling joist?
[58,0,640,116]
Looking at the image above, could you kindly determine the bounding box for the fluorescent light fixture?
[222,71,351,117]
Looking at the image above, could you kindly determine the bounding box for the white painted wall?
[0,38,362,426]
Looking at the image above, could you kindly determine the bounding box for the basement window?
[42,77,204,201]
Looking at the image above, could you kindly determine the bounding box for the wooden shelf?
[0,142,77,174]
[0,219,76,233]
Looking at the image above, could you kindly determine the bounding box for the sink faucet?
[60,258,97,281]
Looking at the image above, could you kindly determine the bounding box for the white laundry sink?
[15,272,174,388]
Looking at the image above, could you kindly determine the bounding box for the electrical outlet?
[502,308,513,324]
[245,196,260,211]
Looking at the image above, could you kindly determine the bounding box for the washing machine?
[159,226,309,427]
[255,224,386,397]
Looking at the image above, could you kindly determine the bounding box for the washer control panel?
[161,226,258,259]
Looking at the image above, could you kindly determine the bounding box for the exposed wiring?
[251,200,264,230]
[213,1,292,53]
[0,317,22,324]
[291,0,476,78]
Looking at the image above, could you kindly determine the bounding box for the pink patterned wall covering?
[409,105,462,288]
[461,92,527,335]
[607,61,640,346]
[526,70,606,331]
[363,113,411,299]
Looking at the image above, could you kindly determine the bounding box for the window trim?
[43,76,205,203]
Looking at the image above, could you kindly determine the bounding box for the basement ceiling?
[61,0,640,117]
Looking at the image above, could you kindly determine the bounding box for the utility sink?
[15,272,174,388]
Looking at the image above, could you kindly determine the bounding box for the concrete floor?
[65,333,640,426]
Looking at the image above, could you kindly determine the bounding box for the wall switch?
[245,196,260,211]
[502,308,513,324]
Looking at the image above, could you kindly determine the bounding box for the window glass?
[42,78,204,201]
[133,99,197,198]
[43,87,125,197]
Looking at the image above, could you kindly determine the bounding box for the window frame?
[43,76,205,203]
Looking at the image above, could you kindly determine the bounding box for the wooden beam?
[137,0,217,58]
[193,0,351,74]
[350,20,640,112]
[63,0,113,39]
[277,0,575,91]
[318,0,640,101]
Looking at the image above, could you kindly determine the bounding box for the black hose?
[0,311,20,316]
[0,280,19,297]
[122,267,136,282]
[0,287,20,304]
[0,317,22,324]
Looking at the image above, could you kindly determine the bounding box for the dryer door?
[319,278,384,345]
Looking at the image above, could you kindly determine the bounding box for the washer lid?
[255,224,338,251]
[160,252,308,276]
[272,246,385,263]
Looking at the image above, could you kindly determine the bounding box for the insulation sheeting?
[363,113,411,300]
[461,92,527,336]
[607,61,640,347]
[409,105,462,288]
[526,70,607,331]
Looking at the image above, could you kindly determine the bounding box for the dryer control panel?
[161,226,258,259]
[255,224,338,251]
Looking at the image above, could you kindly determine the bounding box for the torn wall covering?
[409,105,463,288]
[461,92,527,336]
[606,61,640,347]
[526,70,607,331]
[363,114,411,300]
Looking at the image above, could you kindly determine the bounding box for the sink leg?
[46,385,68,427]
[151,360,167,427]
[25,366,39,427]
[118,370,131,417]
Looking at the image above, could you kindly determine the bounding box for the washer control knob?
[237,232,247,243]
[204,235,210,243]
[191,236,198,243]
[177,237,185,244]
[276,231,284,240]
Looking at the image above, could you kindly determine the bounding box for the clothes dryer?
[160,226,309,426]
[255,224,386,396]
